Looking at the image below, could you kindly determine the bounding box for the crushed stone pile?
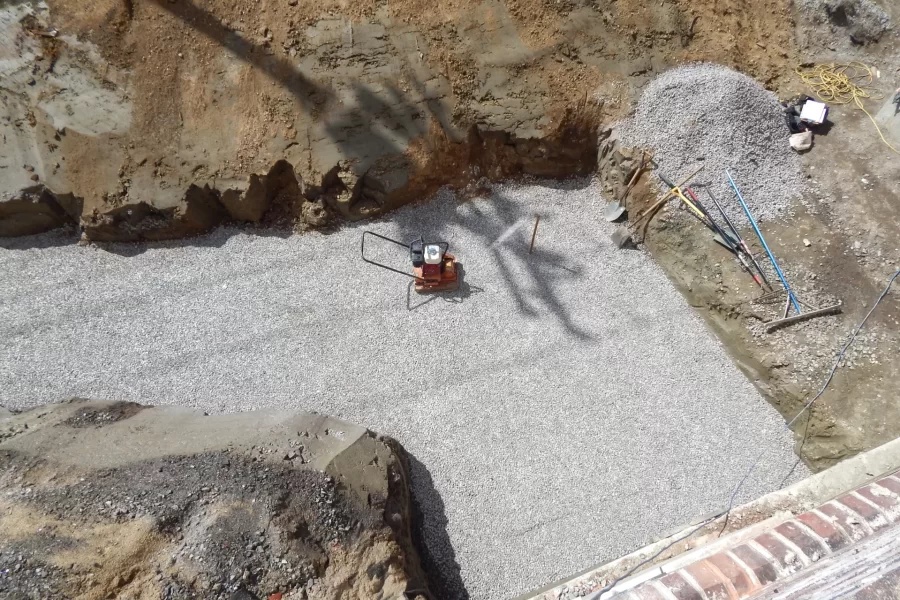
[617,63,805,225]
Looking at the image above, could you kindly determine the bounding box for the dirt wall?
[1,0,797,240]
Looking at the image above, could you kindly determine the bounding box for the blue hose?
[725,170,801,314]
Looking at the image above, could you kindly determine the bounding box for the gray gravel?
[0,180,807,600]
[617,63,805,225]
[798,0,891,44]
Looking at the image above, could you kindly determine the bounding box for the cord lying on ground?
[796,62,899,155]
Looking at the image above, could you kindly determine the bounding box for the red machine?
[361,231,459,293]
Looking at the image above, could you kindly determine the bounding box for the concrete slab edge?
[518,433,900,600]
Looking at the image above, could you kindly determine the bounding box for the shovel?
[604,152,648,223]
[611,165,704,247]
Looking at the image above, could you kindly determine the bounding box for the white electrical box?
[799,100,828,125]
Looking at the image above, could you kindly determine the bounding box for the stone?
[0,186,79,237]
[81,185,226,242]
[790,131,813,152]
[611,227,633,249]
[321,161,364,220]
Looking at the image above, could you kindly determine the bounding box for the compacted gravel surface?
[0,180,807,600]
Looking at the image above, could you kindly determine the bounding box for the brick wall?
[620,472,900,600]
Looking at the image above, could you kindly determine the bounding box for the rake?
[725,171,841,332]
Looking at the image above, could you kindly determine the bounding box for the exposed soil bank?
[0,399,429,600]
[2,0,798,240]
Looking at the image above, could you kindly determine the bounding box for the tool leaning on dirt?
[705,188,772,290]
[361,231,460,293]
[726,171,841,332]
[610,165,704,248]
[654,171,770,290]
[685,186,769,290]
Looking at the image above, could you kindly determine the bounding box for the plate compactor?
[361,231,459,293]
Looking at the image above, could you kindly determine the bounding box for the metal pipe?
[725,170,801,313]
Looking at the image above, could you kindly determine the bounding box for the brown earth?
[0,399,429,600]
[2,0,797,240]
[2,0,899,488]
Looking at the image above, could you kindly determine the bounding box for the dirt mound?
[801,0,892,44]
[0,399,428,600]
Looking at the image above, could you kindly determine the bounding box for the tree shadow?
[407,454,469,600]
[388,185,593,340]
[139,0,445,220]
[146,0,330,110]
[149,0,434,173]
[405,264,486,311]
[324,81,430,165]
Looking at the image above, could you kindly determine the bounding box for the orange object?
[268,594,283,600]
[414,252,459,293]
[361,231,460,294]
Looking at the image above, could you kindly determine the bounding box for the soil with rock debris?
[616,63,806,225]
[799,0,891,44]
[0,399,429,600]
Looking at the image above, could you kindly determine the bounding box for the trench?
[1,97,847,600]
[1,109,836,470]
[0,172,808,600]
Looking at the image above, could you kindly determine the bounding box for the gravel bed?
[0,180,808,600]
[616,63,805,225]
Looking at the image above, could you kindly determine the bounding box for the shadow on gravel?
[390,184,593,339]
[405,264,486,311]
[408,455,469,600]
[91,227,295,257]
[0,230,80,250]
[0,225,298,255]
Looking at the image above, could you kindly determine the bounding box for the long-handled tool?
[726,171,841,332]
[611,165,704,248]
[605,152,648,222]
[682,186,766,289]
[706,189,772,290]
[655,172,710,225]
[657,171,732,243]
[657,172,749,266]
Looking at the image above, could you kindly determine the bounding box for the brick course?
[621,469,900,600]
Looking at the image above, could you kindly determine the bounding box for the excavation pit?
[0,178,807,600]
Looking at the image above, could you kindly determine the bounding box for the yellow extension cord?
[795,62,899,155]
